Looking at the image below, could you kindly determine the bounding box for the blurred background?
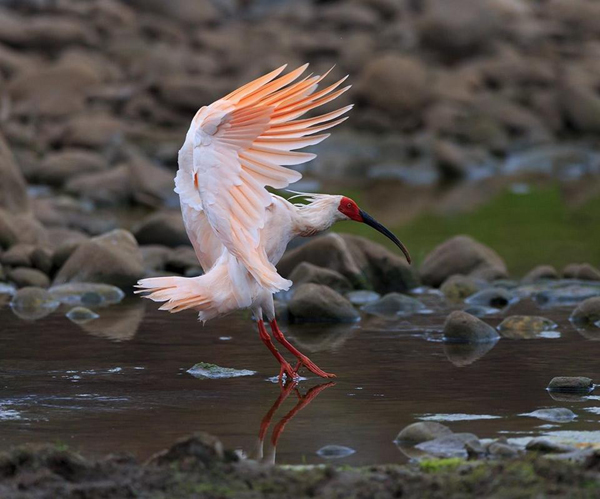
[1,0,599,277]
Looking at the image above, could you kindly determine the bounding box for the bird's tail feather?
[135,274,212,313]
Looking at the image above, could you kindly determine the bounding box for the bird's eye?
[347,203,352,208]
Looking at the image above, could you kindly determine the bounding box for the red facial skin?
[338,196,363,222]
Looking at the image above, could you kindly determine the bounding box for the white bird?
[136,64,411,381]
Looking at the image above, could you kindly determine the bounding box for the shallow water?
[1,296,600,466]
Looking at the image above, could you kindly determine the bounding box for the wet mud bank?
[2,433,600,499]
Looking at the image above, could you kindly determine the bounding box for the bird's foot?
[294,356,336,379]
[279,361,299,383]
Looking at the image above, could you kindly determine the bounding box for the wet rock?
[8,267,50,288]
[316,445,356,459]
[10,286,59,320]
[66,306,99,324]
[34,149,108,187]
[416,433,482,459]
[547,377,593,394]
[356,54,432,121]
[526,438,577,454]
[133,211,189,248]
[440,274,482,301]
[289,262,352,294]
[60,113,125,149]
[535,283,600,307]
[148,432,235,469]
[279,233,418,294]
[521,408,577,423]
[395,422,453,445]
[570,297,600,326]
[288,283,359,323]
[361,292,425,318]
[470,266,509,282]
[523,265,559,283]
[443,311,500,343]
[53,229,144,289]
[49,282,124,306]
[65,165,132,206]
[465,288,516,308]
[186,362,255,380]
[563,264,600,281]
[345,290,381,306]
[498,316,557,335]
[420,236,507,288]
[443,341,498,367]
[0,132,29,214]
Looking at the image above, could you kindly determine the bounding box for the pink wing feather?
[176,64,351,293]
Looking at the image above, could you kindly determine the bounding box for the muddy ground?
[2,433,600,499]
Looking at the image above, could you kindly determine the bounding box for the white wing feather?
[176,64,351,292]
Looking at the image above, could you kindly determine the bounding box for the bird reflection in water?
[250,381,335,465]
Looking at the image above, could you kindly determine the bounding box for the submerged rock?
[498,316,558,337]
[521,408,577,423]
[419,236,507,287]
[415,433,482,459]
[66,307,99,324]
[395,422,452,445]
[345,290,380,306]
[570,297,600,326]
[443,311,500,343]
[289,262,353,294]
[316,445,356,459]
[440,274,482,301]
[288,283,359,323]
[547,377,593,394]
[49,283,125,306]
[361,292,425,318]
[10,287,59,320]
[187,362,255,379]
[465,287,516,308]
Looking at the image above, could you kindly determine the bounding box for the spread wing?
[175,64,351,292]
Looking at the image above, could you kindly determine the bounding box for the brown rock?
[53,229,144,289]
[60,113,126,149]
[65,165,132,206]
[127,154,176,207]
[133,211,189,248]
[289,262,353,294]
[420,236,507,287]
[563,263,600,281]
[8,267,50,288]
[570,297,600,326]
[288,283,359,323]
[34,149,108,186]
[0,243,34,268]
[0,133,29,214]
[523,265,559,283]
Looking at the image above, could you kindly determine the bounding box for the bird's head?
[337,196,411,264]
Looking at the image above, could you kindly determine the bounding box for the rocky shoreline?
[2,432,600,499]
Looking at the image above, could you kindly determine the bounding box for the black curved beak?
[359,210,411,264]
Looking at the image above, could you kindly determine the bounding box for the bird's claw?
[278,361,299,383]
[294,357,336,379]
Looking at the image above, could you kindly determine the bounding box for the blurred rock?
[127,0,219,26]
[570,297,600,326]
[498,315,557,334]
[65,165,131,206]
[66,306,99,324]
[443,310,500,343]
[127,153,176,207]
[395,422,452,445]
[9,286,59,320]
[562,263,600,281]
[140,244,172,273]
[0,133,29,214]
[345,290,381,306]
[547,376,593,393]
[416,433,482,459]
[33,149,108,187]
[289,262,352,294]
[526,438,577,454]
[49,282,124,306]
[54,229,144,288]
[361,292,425,318]
[522,408,577,423]
[166,246,198,274]
[523,265,559,283]
[8,267,50,288]
[1,243,34,267]
[59,113,126,149]
[288,283,359,323]
[440,274,482,301]
[465,287,516,308]
[420,236,507,287]
[76,299,144,341]
[133,211,189,248]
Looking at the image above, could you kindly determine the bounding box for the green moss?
[419,457,465,473]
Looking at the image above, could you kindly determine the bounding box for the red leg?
[269,319,336,379]
[258,380,297,441]
[258,320,298,382]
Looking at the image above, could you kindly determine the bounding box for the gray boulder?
[443,310,500,343]
[394,422,452,445]
[526,438,577,454]
[54,229,144,289]
[570,297,600,326]
[289,262,352,294]
[522,265,559,283]
[65,165,132,207]
[420,236,507,287]
[134,211,189,248]
[288,283,359,323]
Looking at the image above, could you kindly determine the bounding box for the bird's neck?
[293,201,337,238]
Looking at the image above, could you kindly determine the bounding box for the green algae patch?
[419,457,465,473]
[187,362,256,379]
